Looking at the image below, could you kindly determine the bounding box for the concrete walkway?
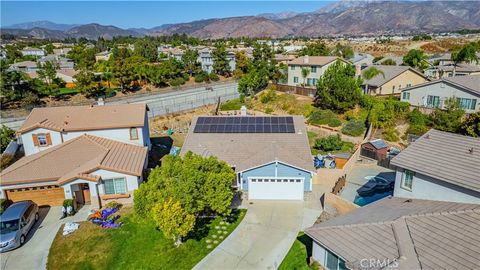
[194,197,322,270]
[1,205,92,270]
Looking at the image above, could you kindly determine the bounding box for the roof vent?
[468,147,474,154]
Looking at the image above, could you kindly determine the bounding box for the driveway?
[194,199,322,270]
[1,206,91,270]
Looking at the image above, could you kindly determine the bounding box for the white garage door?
[248,177,304,200]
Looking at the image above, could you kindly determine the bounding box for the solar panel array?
[194,116,295,133]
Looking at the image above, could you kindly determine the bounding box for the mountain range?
[2,1,480,40]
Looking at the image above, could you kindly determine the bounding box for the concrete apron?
[194,200,322,270]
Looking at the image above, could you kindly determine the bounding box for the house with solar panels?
[180,115,315,200]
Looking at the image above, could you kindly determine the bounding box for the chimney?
[240,105,247,116]
[303,55,309,64]
[97,97,105,106]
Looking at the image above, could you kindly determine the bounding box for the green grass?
[48,207,246,270]
[220,99,245,111]
[279,232,320,270]
[56,88,81,96]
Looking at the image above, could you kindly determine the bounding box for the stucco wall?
[62,127,146,147]
[21,128,63,156]
[376,70,427,95]
[312,241,327,267]
[287,60,343,87]
[240,161,312,191]
[401,82,480,113]
[393,167,480,204]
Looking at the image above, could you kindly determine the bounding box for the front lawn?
[279,232,321,270]
[48,207,246,270]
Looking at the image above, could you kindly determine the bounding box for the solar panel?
[194,116,296,134]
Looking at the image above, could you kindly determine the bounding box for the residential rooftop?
[362,65,426,87]
[391,129,480,192]
[18,103,148,133]
[306,196,480,270]
[288,56,345,66]
[0,134,148,186]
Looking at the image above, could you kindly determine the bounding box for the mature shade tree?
[451,43,479,76]
[4,45,22,63]
[403,49,428,70]
[67,44,97,70]
[298,42,330,56]
[233,50,249,77]
[74,68,98,96]
[362,66,385,93]
[134,38,158,63]
[212,43,230,76]
[44,43,54,54]
[315,61,362,113]
[332,43,354,59]
[36,61,60,99]
[181,49,200,77]
[430,98,465,133]
[151,198,195,246]
[459,112,480,137]
[0,125,16,152]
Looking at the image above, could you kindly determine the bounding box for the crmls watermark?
[360,258,399,268]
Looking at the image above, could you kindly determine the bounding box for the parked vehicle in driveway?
[356,176,395,197]
[0,200,39,252]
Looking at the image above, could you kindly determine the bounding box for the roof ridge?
[0,135,86,177]
[404,208,480,219]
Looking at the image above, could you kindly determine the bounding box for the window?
[291,65,296,70]
[324,249,347,270]
[312,78,318,85]
[399,84,402,89]
[307,78,314,86]
[402,92,410,100]
[401,170,414,191]
[104,177,127,195]
[311,66,317,73]
[407,83,412,87]
[37,134,48,146]
[293,76,299,83]
[456,98,477,110]
[130,127,138,140]
[392,85,396,93]
[427,95,440,108]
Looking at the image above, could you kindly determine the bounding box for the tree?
[301,67,310,87]
[381,59,396,65]
[181,49,199,77]
[403,49,428,70]
[238,44,277,95]
[234,50,249,77]
[152,198,195,246]
[44,43,54,54]
[102,70,114,89]
[298,42,330,56]
[74,68,99,96]
[0,125,15,152]
[134,38,158,63]
[459,112,480,137]
[332,44,354,59]
[315,61,362,113]
[36,61,60,98]
[212,43,230,76]
[362,66,385,94]
[451,43,479,76]
[430,98,465,133]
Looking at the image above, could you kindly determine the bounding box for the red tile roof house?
[0,104,151,209]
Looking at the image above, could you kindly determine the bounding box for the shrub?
[314,135,344,152]
[341,119,366,136]
[265,107,273,114]
[220,99,244,111]
[63,199,74,207]
[0,199,12,214]
[260,88,277,104]
[209,73,219,81]
[383,128,399,142]
[170,77,186,87]
[239,94,245,103]
[105,201,122,209]
[328,118,342,127]
[0,154,15,170]
[308,109,340,126]
[194,71,208,83]
[303,104,317,118]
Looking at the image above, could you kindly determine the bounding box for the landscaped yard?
[47,207,246,270]
[279,232,321,270]
[307,131,355,155]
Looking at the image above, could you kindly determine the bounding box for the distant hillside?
[5,20,78,31]
[2,1,480,40]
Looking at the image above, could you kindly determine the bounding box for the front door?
[82,184,91,204]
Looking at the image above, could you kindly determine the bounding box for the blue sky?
[1,1,335,29]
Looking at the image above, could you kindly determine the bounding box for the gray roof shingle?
[305,197,480,270]
[180,116,314,172]
[362,65,426,87]
[391,129,480,192]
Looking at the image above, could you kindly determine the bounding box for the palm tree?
[362,66,385,94]
[301,67,310,87]
[451,44,479,77]
[102,70,113,89]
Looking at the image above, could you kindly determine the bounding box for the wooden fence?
[269,83,316,97]
[332,174,347,195]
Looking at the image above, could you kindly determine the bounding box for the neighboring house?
[349,52,374,68]
[391,129,480,204]
[17,103,151,156]
[95,51,112,62]
[56,69,79,88]
[274,54,294,65]
[39,54,75,70]
[53,47,72,56]
[0,134,148,208]
[305,196,480,270]
[362,65,428,96]
[287,56,350,88]
[180,115,315,200]
[158,47,184,61]
[400,76,480,113]
[424,63,480,79]
[7,61,37,72]
[198,48,236,74]
[21,47,45,57]
[428,53,453,66]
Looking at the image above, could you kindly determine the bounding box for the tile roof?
[18,103,147,133]
[288,56,346,66]
[391,129,480,192]
[362,65,426,87]
[305,197,480,270]
[180,116,314,172]
[0,134,147,186]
